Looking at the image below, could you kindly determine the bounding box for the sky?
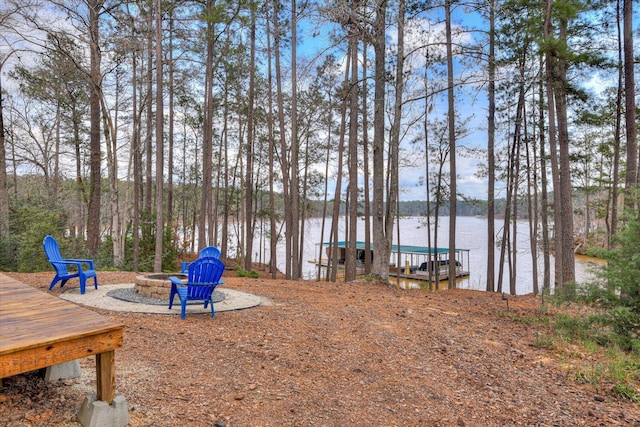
[3,1,631,203]
[299,10,496,202]
[300,5,630,202]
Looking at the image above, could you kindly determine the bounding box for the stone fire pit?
[134,274,187,299]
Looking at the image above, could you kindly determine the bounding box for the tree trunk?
[610,0,623,244]
[538,55,551,293]
[511,136,520,296]
[73,107,87,239]
[526,103,540,295]
[543,0,563,290]
[328,51,350,283]
[221,89,230,257]
[132,20,141,271]
[245,4,256,271]
[361,41,372,275]
[371,0,388,281]
[555,17,575,290]
[154,0,164,272]
[445,0,457,288]
[290,0,300,279]
[200,0,215,251]
[273,0,292,279]
[100,88,124,267]
[486,0,496,293]
[144,8,153,216]
[87,0,104,256]
[266,7,277,278]
[423,54,434,287]
[508,52,527,295]
[318,89,333,281]
[0,75,8,241]
[345,29,359,282]
[386,0,405,287]
[167,10,175,231]
[623,0,638,207]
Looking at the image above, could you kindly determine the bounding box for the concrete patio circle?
[59,283,262,315]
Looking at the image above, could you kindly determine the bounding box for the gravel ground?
[2,271,639,427]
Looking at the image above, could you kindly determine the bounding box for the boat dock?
[313,241,470,284]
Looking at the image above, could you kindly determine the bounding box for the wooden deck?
[0,273,124,403]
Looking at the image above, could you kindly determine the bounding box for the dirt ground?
[1,270,639,427]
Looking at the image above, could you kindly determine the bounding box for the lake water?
[254,216,601,295]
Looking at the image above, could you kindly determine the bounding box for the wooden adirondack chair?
[180,246,221,274]
[169,257,225,319]
[43,235,98,295]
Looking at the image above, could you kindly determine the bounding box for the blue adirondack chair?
[169,257,225,319]
[180,246,221,273]
[43,235,98,295]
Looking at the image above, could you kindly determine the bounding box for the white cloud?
[583,72,613,96]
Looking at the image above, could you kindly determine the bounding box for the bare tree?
[101,69,125,267]
[0,1,27,242]
[0,81,8,241]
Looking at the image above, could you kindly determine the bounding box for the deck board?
[0,273,124,403]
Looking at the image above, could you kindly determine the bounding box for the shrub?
[579,217,640,343]
[13,206,67,272]
[122,216,178,272]
[236,268,259,278]
[0,236,19,271]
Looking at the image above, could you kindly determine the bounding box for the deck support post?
[96,350,116,403]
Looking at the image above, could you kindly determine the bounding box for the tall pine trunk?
[372,0,388,281]
[244,5,257,271]
[266,5,278,278]
[0,70,8,241]
[200,0,215,251]
[273,0,292,279]
[153,0,164,272]
[555,17,575,291]
[345,30,359,282]
[290,0,301,279]
[445,0,457,287]
[543,0,563,290]
[87,0,103,256]
[623,0,638,206]
[486,0,496,293]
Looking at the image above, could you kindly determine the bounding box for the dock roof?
[321,241,469,255]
